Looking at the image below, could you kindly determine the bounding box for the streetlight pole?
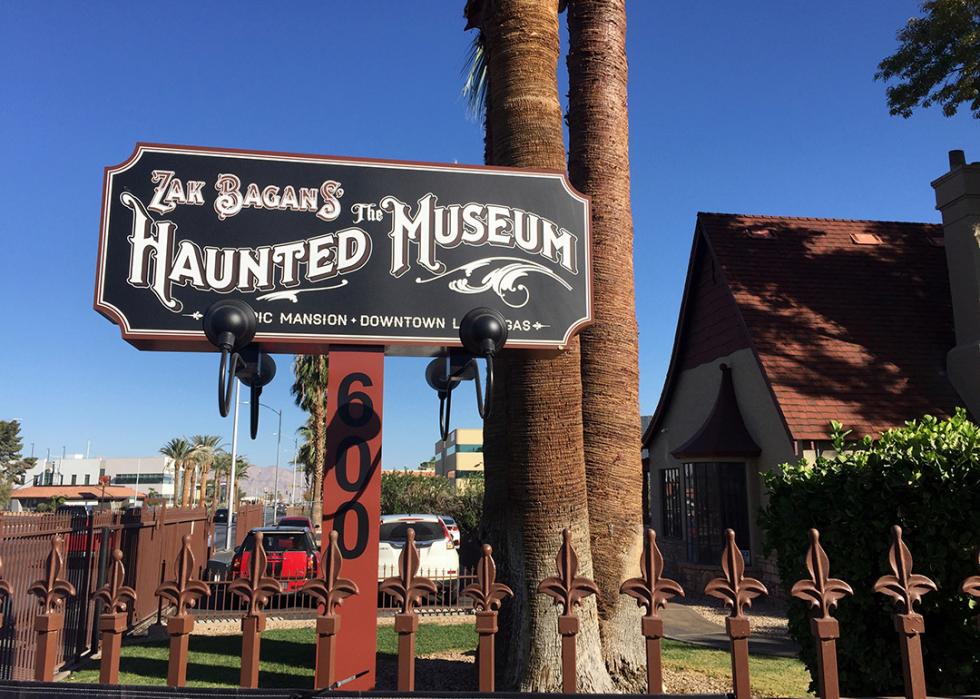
[224,381,242,551]
[260,403,283,509]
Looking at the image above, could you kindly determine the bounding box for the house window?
[660,468,682,538]
[683,462,750,564]
[84,474,90,485]
[71,474,77,485]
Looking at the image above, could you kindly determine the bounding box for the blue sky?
[1,2,973,473]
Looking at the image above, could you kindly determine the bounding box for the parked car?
[277,515,315,532]
[213,508,229,524]
[439,515,461,547]
[230,526,318,591]
[378,514,458,587]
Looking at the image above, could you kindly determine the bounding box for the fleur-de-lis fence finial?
[873,525,937,615]
[538,528,600,615]
[620,529,685,618]
[874,525,936,699]
[0,555,14,629]
[93,549,137,614]
[379,527,437,614]
[93,549,136,685]
[792,529,852,619]
[303,530,360,690]
[463,544,513,612]
[155,534,209,616]
[537,528,598,694]
[704,529,768,619]
[463,544,513,692]
[380,527,437,691]
[791,529,852,699]
[228,531,281,688]
[704,529,766,699]
[229,531,281,618]
[962,549,980,600]
[29,535,76,615]
[303,530,359,616]
[156,534,209,688]
[619,529,684,694]
[29,535,76,681]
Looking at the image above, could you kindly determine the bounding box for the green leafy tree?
[212,450,252,505]
[760,409,980,695]
[876,0,980,118]
[0,420,36,508]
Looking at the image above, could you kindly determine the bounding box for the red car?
[277,515,315,532]
[230,526,318,591]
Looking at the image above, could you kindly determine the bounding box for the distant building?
[432,428,483,490]
[23,455,176,500]
[10,484,145,511]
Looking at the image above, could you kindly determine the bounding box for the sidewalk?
[660,604,799,658]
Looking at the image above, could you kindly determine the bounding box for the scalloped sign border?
[95,143,592,355]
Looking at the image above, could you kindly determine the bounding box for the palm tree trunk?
[180,463,194,506]
[197,466,208,508]
[479,0,612,690]
[567,0,645,683]
[311,404,325,526]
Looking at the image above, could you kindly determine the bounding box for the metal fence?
[0,506,212,680]
[194,565,478,619]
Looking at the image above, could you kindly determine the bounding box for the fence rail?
[0,521,978,697]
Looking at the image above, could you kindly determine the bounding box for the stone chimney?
[932,150,980,419]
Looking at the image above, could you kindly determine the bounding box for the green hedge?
[760,409,980,695]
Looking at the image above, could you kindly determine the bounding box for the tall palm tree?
[467,0,611,690]
[190,435,223,508]
[159,437,193,507]
[212,451,252,505]
[291,354,328,524]
[567,0,645,679]
[291,355,328,525]
[295,421,317,493]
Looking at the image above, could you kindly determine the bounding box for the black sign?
[96,144,592,354]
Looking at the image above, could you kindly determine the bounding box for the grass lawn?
[67,621,810,695]
[662,639,811,697]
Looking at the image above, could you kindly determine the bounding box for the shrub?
[760,409,980,695]
[380,471,484,541]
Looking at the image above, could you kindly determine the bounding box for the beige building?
[643,152,979,593]
[432,428,483,490]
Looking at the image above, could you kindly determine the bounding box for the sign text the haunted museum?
[96,144,592,354]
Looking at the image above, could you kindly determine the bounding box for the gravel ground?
[677,595,790,639]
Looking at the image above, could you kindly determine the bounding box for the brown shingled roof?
[697,213,960,440]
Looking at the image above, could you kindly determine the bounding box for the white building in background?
[23,455,176,500]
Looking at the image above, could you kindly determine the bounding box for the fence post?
[462,544,513,692]
[537,529,599,694]
[620,529,684,694]
[790,529,852,699]
[301,531,359,690]
[704,529,767,699]
[379,528,436,691]
[92,549,136,684]
[29,535,77,682]
[228,532,280,688]
[873,525,936,699]
[155,534,209,687]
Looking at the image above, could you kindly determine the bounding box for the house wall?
[647,348,795,591]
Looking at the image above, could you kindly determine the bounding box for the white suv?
[378,514,459,583]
